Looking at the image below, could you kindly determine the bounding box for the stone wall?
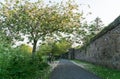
[74,16,120,69]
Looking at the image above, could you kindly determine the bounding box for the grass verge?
[73,60,120,79]
[39,67,51,79]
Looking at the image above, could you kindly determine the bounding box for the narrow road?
[49,59,101,79]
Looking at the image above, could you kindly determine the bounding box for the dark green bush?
[0,45,49,79]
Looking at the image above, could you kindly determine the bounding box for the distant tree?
[71,17,104,47]
[53,38,72,56]
[18,44,32,53]
[37,38,71,61]
[0,0,81,57]
[37,43,52,56]
[82,17,104,45]
[90,17,104,34]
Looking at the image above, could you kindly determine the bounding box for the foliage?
[74,60,120,79]
[53,38,72,55]
[0,45,49,79]
[77,17,104,47]
[89,17,104,34]
[0,27,12,45]
[37,38,71,56]
[37,43,52,56]
[0,0,81,55]
[18,44,32,54]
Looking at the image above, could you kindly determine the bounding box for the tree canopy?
[0,0,81,56]
[37,38,71,57]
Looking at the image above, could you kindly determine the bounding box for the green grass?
[73,60,120,79]
[39,67,51,79]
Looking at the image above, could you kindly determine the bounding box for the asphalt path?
[49,59,101,79]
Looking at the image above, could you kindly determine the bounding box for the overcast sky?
[46,0,120,26]
[77,0,120,26]
[42,0,120,26]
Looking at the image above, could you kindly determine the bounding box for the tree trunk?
[32,39,37,57]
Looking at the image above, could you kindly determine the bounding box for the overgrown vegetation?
[37,38,71,57]
[74,60,120,79]
[0,44,49,79]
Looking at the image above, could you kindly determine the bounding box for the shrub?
[0,45,49,79]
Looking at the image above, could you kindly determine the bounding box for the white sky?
[43,0,120,26]
[77,0,120,26]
